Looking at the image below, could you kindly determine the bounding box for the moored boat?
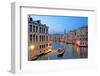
[57,48,65,57]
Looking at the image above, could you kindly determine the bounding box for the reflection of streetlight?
[29,44,35,50]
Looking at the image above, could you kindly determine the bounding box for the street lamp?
[29,44,35,50]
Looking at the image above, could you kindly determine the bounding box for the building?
[66,31,76,44]
[28,16,50,60]
[66,26,88,47]
[75,26,88,47]
[49,34,65,42]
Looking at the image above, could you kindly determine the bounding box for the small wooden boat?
[31,56,38,60]
[57,48,65,57]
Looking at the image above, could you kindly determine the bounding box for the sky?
[31,15,88,34]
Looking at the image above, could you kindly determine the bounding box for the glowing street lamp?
[29,44,35,50]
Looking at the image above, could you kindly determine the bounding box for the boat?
[31,56,38,60]
[57,48,65,57]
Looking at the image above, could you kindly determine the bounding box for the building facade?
[75,26,88,47]
[66,31,76,44]
[28,16,50,60]
[66,26,88,47]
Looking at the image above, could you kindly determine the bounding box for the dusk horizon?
[31,15,88,34]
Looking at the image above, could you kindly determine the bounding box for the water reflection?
[37,41,88,60]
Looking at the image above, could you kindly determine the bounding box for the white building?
[28,16,50,60]
[66,26,88,47]
[75,26,88,47]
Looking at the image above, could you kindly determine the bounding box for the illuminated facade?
[66,26,88,47]
[28,16,49,60]
[75,26,88,46]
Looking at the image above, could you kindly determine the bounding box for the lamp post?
[29,44,35,50]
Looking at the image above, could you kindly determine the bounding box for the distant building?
[28,16,50,60]
[66,26,88,47]
[66,31,76,44]
[75,26,88,47]
[49,34,64,42]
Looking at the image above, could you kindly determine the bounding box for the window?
[33,34,35,41]
[42,28,43,33]
[42,45,43,48]
[44,28,45,33]
[39,35,41,42]
[46,44,48,47]
[46,29,48,34]
[40,45,41,49]
[33,25,35,32]
[36,35,38,42]
[39,27,41,33]
[36,26,38,32]
[46,36,48,41]
[29,25,32,32]
[42,35,43,41]
[44,35,45,41]
[30,34,32,41]
[44,45,45,48]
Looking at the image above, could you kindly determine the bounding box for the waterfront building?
[66,26,88,47]
[28,16,50,60]
[75,26,88,47]
[66,31,76,44]
[50,34,64,42]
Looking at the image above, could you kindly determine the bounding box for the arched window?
[36,26,38,32]
[36,35,38,42]
[40,45,41,49]
[42,28,43,33]
[46,36,48,41]
[46,29,48,34]
[33,25,35,32]
[44,45,45,48]
[39,27,41,33]
[33,34,35,41]
[39,35,41,42]
[44,35,45,41]
[42,35,43,41]
[44,28,45,33]
[30,34,32,41]
[29,25,32,32]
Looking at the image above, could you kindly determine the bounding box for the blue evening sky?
[31,15,88,34]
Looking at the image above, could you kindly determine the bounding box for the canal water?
[37,42,88,60]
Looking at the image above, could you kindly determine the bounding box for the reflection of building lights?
[77,40,80,45]
[29,44,35,50]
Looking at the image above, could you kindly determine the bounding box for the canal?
[36,42,88,60]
